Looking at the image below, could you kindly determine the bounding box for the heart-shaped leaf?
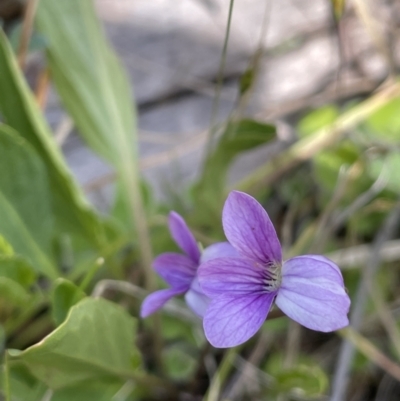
[0,125,56,277]
[9,298,140,389]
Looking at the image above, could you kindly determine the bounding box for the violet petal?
[169,211,200,263]
[203,292,276,348]
[153,252,196,289]
[222,191,282,265]
[275,256,350,332]
[200,241,239,263]
[296,255,344,284]
[141,287,186,318]
[185,277,210,317]
[198,257,267,298]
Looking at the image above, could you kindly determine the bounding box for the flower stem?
[205,0,235,157]
[120,164,164,373]
[203,346,240,401]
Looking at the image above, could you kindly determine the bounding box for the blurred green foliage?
[192,119,276,232]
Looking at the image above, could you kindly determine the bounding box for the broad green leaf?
[0,31,107,261]
[0,255,36,288]
[0,125,56,277]
[36,0,143,231]
[36,0,136,164]
[0,362,48,401]
[9,297,140,389]
[51,278,86,326]
[193,119,276,225]
[51,378,127,401]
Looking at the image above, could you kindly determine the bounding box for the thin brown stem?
[35,67,50,109]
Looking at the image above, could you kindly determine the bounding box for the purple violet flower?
[198,191,351,348]
[141,211,238,318]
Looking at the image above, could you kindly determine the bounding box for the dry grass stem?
[339,327,400,382]
[55,116,74,146]
[366,281,400,360]
[235,81,400,193]
[327,239,400,269]
[35,68,50,109]
[330,200,400,401]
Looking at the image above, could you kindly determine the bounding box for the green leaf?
[51,378,127,401]
[0,31,107,262]
[51,278,86,326]
[0,125,56,277]
[49,372,156,401]
[9,298,140,389]
[36,0,136,164]
[0,255,36,288]
[36,0,143,231]
[193,119,276,225]
[1,362,48,401]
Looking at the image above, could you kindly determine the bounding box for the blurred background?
[3,0,399,206]
[1,0,400,400]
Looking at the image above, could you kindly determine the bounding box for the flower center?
[262,262,282,292]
